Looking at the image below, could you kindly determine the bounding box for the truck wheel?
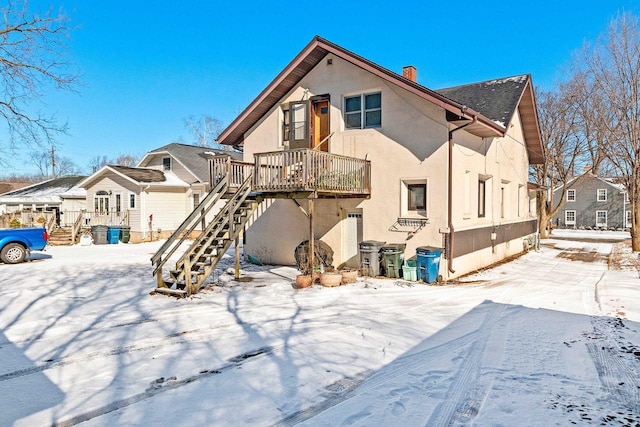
[1,243,26,264]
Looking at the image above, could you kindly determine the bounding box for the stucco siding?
[241,54,535,279]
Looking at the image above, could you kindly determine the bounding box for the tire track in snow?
[585,317,640,414]
[273,287,520,427]
[52,346,274,427]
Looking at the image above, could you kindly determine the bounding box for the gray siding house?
[552,172,629,230]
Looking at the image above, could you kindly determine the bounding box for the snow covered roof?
[0,175,87,204]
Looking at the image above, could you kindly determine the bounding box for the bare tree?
[88,155,109,173]
[0,1,79,159]
[577,12,640,249]
[30,149,80,178]
[114,153,138,167]
[183,115,224,148]
[532,82,588,238]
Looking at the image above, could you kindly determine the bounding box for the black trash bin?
[359,240,385,276]
[119,226,131,243]
[91,225,108,245]
[381,243,407,278]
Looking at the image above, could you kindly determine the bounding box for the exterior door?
[344,211,363,268]
[313,100,330,152]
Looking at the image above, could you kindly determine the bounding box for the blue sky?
[4,0,639,176]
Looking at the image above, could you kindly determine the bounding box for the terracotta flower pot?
[339,269,358,284]
[320,272,342,287]
[295,274,313,288]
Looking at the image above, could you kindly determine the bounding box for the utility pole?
[50,144,56,178]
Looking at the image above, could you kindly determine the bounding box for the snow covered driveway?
[0,236,639,426]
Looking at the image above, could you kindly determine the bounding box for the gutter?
[447,116,477,274]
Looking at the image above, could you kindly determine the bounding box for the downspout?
[447,116,477,274]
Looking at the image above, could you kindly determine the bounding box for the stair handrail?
[176,173,253,272]
[151,176,228,275]
[71,210,85,243]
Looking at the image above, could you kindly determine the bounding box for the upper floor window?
[162,157,171,171]
[567,189,576,202]
[597,189,607,202]
[344,92,381,129]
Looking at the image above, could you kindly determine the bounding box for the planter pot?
[340,269,358,284]
[295,274,313,288]
[320,272,342,287]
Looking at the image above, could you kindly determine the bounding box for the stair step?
[153,287,187,297]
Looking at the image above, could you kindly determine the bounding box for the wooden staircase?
[48,227,75,246]
[151,174,262,297]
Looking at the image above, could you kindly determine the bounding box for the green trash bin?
[381,243,406,278]
[119,226,130,243]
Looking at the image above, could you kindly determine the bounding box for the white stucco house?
[214,36,545,280]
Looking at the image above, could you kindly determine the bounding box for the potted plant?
[295,272,313,288]
[319,271,342,287]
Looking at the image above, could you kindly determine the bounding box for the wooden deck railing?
[209,156,254,189]
[253,149,371,195]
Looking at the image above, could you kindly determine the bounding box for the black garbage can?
[359,240,385,276]
[381,243,407,278]
[91,225,108,245]
[119,226,131,243]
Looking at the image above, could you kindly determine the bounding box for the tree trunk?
[537,191,552,239]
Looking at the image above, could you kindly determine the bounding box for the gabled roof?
[552,171,627,194]
[436,75,544,163]
[217,35,545,164]
[138,143,242,183]
[110,165,166,183]
[78,165,189,189]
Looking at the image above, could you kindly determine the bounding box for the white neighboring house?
[78,143,241,242]
[0,176,87,229]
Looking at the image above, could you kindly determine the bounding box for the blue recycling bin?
[416,246,443,283]
[107,226,121,244]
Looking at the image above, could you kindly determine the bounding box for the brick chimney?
[403,65,417,82]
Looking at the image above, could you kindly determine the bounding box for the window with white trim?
[129,193,136,209]
[401,179,427,217]
[478,179,487,218]
[344,92,381,129]
[567,189,576,202]
[596,210,607,227]
[597,189,607,202]
[626,210,631,228]
[565,210,576,225]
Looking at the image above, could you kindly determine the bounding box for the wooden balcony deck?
[209,149,371,199]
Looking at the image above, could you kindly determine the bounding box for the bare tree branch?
[0,0,79,159]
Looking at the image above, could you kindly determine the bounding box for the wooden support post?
[156,269,166,288]
[235,235,240,280]
[184,257,192,296]
[308,199,314,274]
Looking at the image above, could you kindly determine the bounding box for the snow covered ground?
[1,232,639,426]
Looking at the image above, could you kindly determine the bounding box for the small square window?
[408,184,426,211]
